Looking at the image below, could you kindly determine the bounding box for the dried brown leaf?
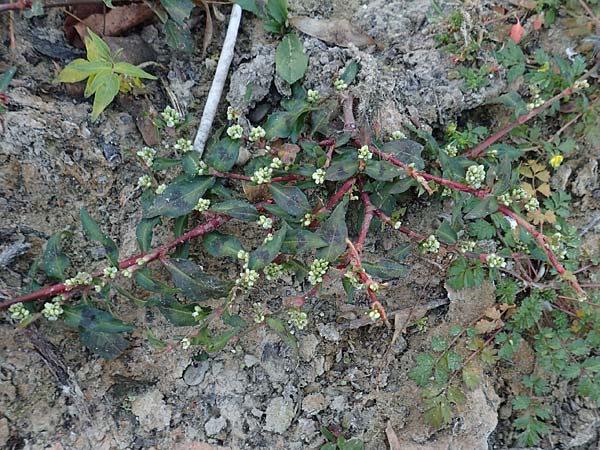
[289,16,376,49]
[385,421,401,450]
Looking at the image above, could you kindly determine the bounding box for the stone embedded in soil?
[205,416,228,437]
[0,418,9,448]
[264,397,296,434]
[183,361,210,386]
[301,393,329,416]
[446,279,496,324]
[317,323,341,342]
[299,333,320,361]
[131,389,172,432]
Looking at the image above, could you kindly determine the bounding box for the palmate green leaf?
[80,207,119,266]
[248,224,287,270]
[468,220,495,240]
[160,0,194,25]
[136,217,161,252]
[63,305,134,333]
[447,386,466,405]
[163,258,232,300]
[325,155,358,181]
[316,199,348,261]
[409,352,435,386]
[157,298,211,326]
[270,183,311,216]
[41,231,71,281]
[446,256,485,290]
[365,160,403,181]
[210,200,259,221]
[203,232,244,258]
[81,330,130,359]
[424,400,453,429]
[266,317,298,355]
[362,258,408,280]
[92,72,120,121]
[276,33,309,84]
[281,229,327,253]
[145,176,215,218]
[381,139,424,169]
[435,221,457,244]
[204,137,240,172]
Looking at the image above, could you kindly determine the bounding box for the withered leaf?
[289,16,376,49]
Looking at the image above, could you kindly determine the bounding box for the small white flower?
[573,79,589,90]
[344,271,363,289]
[465,164,486,189]
[42,300,63,321]
[197,160,209,176]
[334,79,348,90]
[421,235,440,254]
[288,309,308,330]
[161,106,182,128]
[138,175,153,189]
[270,157,283,169]
[252,302,265,323]
[307,89,320,103]
[358,145,373,160]
[312,168,326,185]
[237,250,249,261]
[249,126,266,143]
[227,106,240,121]
[121,269,133,278]
[8,303,30,321]
[368,282,379,292]
[486,253,506,269]
[498,192,512,206]
[264,263,284,281]
[181,338,191,350]
[391,130,406,140]
[511,187,531,201]
[136,256,149,266]
[191,305,204,320]
[263,233,274,244]
[308,258,329,285]
[103,266,118,279]
[251,166,273,185]
[155,184,167,195]
[65,272,93,290]
[257,215,273,229]
[368,308,381,322]
[227,124,244,140]
[194,198,211,213]
[457,241,476,253]
[393,220,402,229]
[303,213,314,227]
[524,197,539,212]
[444,143,458,157]
[174,138,193,153]
[236,268,260,289]
[137,147,156,167]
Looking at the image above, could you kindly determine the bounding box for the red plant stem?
[0,0,143,12]
[461,68,596,159]
[0,214,231,310]
[210,169,305,184]
[369,146,584,294]
[356,192,375,251]
[448,327,503,384]
[312,178,356,220]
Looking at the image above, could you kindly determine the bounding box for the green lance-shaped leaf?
[266,317,298,355]
[157,298,211,326]
[316,199,348,261]
[325,156,358,181]
[91,72,120,121]
[362,258,408,280]
[340,59,359,85]
[381,139,425,169]
[248,224,288,270]
[113,62,157,80]
[136,217,161,252]
[276,33,309,84]
[281,229,327,253]
[163,258,232,300]
[80,207,119,266]
[266,0,287,24]
[435,221,458,245]
[204,137,240,172]
[364,160,404,181]
[160,0,194,25]
[41,231,71,281]
[135,268,180,295]
[63,305,135,333]
[203,232,244,258]
[270,183,311,216]
[81,330,130,359]
[145,176,215,218]
[210,200,259,221]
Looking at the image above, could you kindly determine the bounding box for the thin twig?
[193,4,242,156]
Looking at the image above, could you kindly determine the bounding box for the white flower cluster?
[161,106,182,128]
[421,235,440,254]
[486,253,506,268]
[307,89,320,103]
[444,143,458,157]
[270,157,283,170]
[65,271,92,290]
[308,258,329,285]
[252,302,265,323]
[457,240,476,253]
[368,307,381,322]
[192,305,204,321]
[138,175,153,189]
[524,197,539,212]
[121,268,133,278]
[9,302,30,321]
[263,233,274,244]
[174,138,193,153]
[103,266,118,279]
[312,168,326,185]
[251,166,273,184]
[248,126,266,142]
[573,79,589,90]
[227,124,244,140]
[393,220,402,230]
[465,164,486,189]
[344,271,363,289]
[137,147,156,167]
[42,298,64,321]
[237,268,260,289]
[334,79,348,90]
[227,106,241,121]
[264,263,284,281]
[358,145,373,160]
[136,256,150,266]
[181,338,191,350]
[391,130,406,140]
[94,280,105,292]
[237,249,249,263]
[194,198,211,213]
[303,213,314,227]
[197,160,209,176]
[512,187,531,201]
[288,309,308,331]
[155,184,167,195]
[548,233,567,259]
[257,215,273,229]
[368,281,379,292]
[498,192,512,206]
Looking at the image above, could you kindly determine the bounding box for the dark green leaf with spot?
[248,224,287,270]
[145,176,215,218]
[281,229,327,253]
[210,200,259,221]
[276,33,309,84]
[270,183,311,216]
[362,258,408,280]
[266,317,298,355]
[316,199,348,261]
[157,298,211,326]
[203,232,244,258]
[340,60,359,84]
[63,305,135,333]
[435,221,458,244]
[325,156,358,181]
[80,208,119,266]
[136,217,161,252]
[365,160,403,181]
[163,258,232,300]
[204,137,240,172]
[41,231,71,281]
[381,139,424,169]
[80,330,130,359]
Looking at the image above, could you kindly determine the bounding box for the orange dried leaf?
[509,19,525,44]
